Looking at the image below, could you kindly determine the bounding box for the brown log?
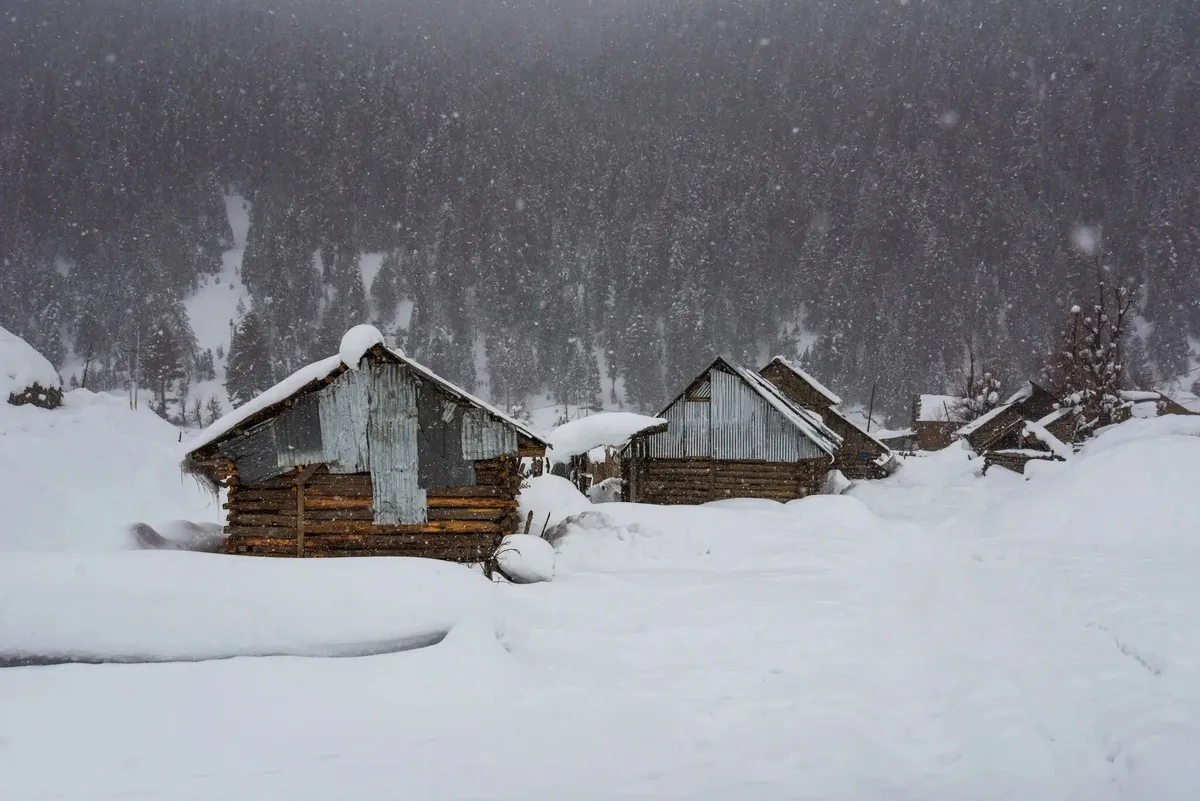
[426,507,508,522]
[228,502,287,514]
[299,519,503,536]
[425,485,508,498]
[426,496,516,510]
[228,532,497,552]
[304,496,374,510]
[227,513,295,528]
[230,489,296,504]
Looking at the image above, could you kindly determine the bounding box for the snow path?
[2,427,1198,799]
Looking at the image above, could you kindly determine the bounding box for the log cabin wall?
[628,457,827,505]
[222,455,522,560]
[827,416,890,479]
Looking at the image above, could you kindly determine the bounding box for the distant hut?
[955,381,1061,454]
[547,412,668,496]
[759,357,898,479]
[912,394,967,450]
[983,411,1074,475]
[621,357,842,504]
[1,325,63,410]
[182,326,547,562]
[1120,390,1200,418]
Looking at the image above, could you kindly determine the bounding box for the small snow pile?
[703,497,784,511]
[339,323,385,369]
[0,552,495,664]
[0,389,219,551]
[822,469,852,495]
[547,412,667,464]
[0,325,62,409]
[1022,420,1073,460]
[495,534,555,584]
[517,474,591,534]
[588,476,624,503]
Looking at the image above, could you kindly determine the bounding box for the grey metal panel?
[319,368,372,473]
[461,407,519,460]
[688,376,711,400]
[683,401,711,457]
[416,385,475,488]
[646,397,686,458]
[368,363,426,525]
[273,393,324,468]
[218,419,292,486]
[710,368,824,462]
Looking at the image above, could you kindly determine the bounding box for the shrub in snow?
[494,534,555,584]
[1,325,63,410]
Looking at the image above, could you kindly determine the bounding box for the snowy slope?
[3,416,1198,799]
[0,389,220,550]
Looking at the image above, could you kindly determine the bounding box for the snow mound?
[496,534,555,584]
[0,390,220,551]
[0,325,61,401]
[587,476,624,503]
[0,552,495,664]
[822,468,852,495]
[547,412,666,463]
[703,497,783,511]
[339,323,385,369]
[517,474,591,534]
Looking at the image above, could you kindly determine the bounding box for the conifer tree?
[225,310,273,407]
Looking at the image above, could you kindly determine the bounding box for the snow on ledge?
[339,324,385,369]
[1023,420,1073,460]
[547,412,668,463]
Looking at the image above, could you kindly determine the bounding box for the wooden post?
[866,382,877,433]
[295,464,318,557]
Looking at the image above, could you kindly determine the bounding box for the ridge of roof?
[764,356,842,405]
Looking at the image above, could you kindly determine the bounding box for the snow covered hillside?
[1,416,1199,799]
[0,390,219,550]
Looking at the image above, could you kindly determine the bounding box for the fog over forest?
[3,0,1199,420]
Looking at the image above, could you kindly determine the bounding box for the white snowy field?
[1,405,1199,799]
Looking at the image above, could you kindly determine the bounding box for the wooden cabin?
[621,358,842,504]
[759,357,897,479]
[1,325,63,410]
[911,394,966,450]
[982,410,1073,475]
[955,381,1061,453]
[182,328,547,562]
[1121,390,1200,418]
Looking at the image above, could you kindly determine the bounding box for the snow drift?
[0,389,220,551]
[0,552,496,665]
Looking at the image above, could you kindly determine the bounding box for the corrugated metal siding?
[218,419,291,486]
[683,401,710,456]
[273,393,324,468]
[710,368,824,462]
[647,399,687,458]
[368,363,426,525]
[319,368,372,473]
[461,407,518,460]
[688,376,711,400]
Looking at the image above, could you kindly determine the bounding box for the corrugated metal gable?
[461,407,519,460]
[368,362,426,525]
[318,368,372,473]
[711,367,825,461]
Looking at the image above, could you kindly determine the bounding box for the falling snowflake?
[1072,225,1100,255]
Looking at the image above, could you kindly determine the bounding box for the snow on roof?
[1035,407,1071,427]
[825,405,893,454]
[1119,390,1162,403]
[339,324,386,369]
[186,332,546,455]
[728,361,842,456]
[1002,382,1036,405]
[764,356,841,405]
[0,325,62,399]
[954,402,1015,439]
[915,394,966,423]
[547,412,668,464]
[1023,420,1073,460]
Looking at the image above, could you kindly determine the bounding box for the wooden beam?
[294,464,319,557]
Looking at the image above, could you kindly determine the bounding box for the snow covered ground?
[2,413,1199,799]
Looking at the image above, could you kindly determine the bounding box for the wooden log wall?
[221,456,522,561]
[630,458,828,505]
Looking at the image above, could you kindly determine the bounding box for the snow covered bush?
[1,325,63,410]
[517,474,591,536]
[494,534,556,584]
